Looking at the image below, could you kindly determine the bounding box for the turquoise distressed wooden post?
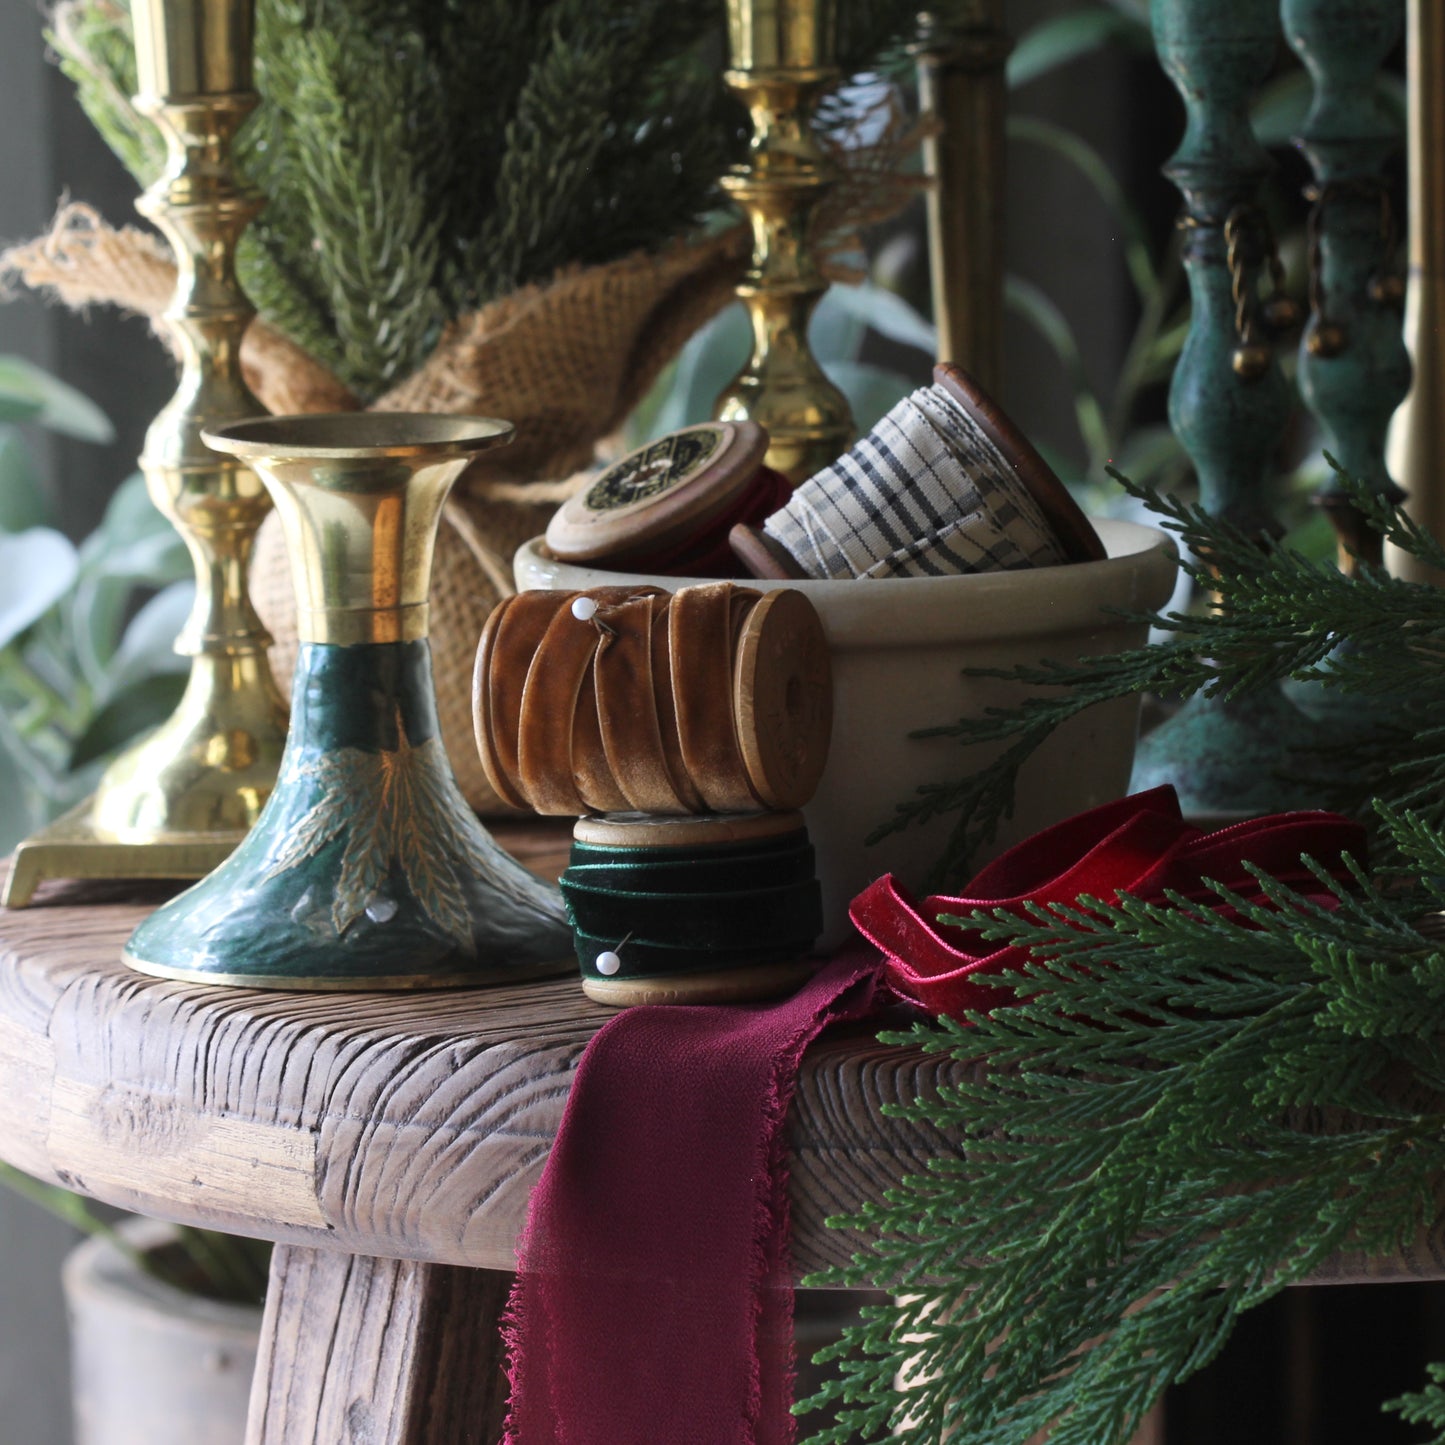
[1284,0,1409,572]
[1132,0,1321,813]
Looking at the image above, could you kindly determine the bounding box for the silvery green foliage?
[0,360,190,851]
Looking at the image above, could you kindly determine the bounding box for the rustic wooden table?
[4,824,1444,1444]
[0,824,975,1444]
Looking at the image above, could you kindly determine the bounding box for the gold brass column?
[916,2,1011,392]
[4,0,287,906]
[714,0,854,485]
[1387,0,1445,585]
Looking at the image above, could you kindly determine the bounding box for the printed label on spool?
[583,427,724,513]
[546,422,767,565]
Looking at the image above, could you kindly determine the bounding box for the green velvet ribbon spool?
[559,827,823,983]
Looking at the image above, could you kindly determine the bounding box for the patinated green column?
[1131,0,1321,814]
[1284,0,1409,572]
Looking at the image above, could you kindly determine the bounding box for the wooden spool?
[566,811,820,1008]
[731,362,1103,581]
[473,583,832,817]
[544,421,787,575]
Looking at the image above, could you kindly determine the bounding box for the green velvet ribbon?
[559,829,823,981]
[564,837,815,895]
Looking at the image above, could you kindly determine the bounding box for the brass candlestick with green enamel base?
[122,415,573,990]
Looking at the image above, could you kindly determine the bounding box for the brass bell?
[1231,341,1272,379]
[1262,295,1303,333]
[1368,273,1406,307]
[1307,321,1348,358]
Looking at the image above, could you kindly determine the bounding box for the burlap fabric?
[3,205,753,813]
[2,92,925,812]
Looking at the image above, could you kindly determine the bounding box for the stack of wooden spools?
[477,362,1107,1006]
[474,581,833,1004]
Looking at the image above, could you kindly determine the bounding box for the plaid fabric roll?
[762,384,1069,580]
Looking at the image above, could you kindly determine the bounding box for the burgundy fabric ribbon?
[503,787,1364,1442]
[503,949,885,1445]
[851,785,1366,1020]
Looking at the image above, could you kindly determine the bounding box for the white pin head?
[571,595,599,622]
[595,949,622,976]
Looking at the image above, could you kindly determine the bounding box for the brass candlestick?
[4,0,287,907]
[714,0,854,484]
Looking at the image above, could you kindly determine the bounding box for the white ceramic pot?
[514,519,1178,946]
[63,1218,261,1445]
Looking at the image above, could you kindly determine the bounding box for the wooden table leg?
[244,1245,513,1445]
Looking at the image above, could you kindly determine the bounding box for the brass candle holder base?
[5,0,290,906]
[2,802,238,909]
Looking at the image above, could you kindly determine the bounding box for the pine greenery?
[54,0,925,400]
[804,477,1445,1442]
[802,825,1445,1443]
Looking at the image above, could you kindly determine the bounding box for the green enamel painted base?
[1129,689,1327,818]
[123,640,574,990]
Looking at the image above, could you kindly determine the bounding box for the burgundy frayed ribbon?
[503,950,885,1445]
[503,787,1365,1443]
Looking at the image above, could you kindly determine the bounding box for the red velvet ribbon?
[503,787,1364,1442]
[851,785,1366,1020]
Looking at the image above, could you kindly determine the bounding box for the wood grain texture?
[246,1245,511,1445]
[3,825,1444,1285]
[0,830,969,1279]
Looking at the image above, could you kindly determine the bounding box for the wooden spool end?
[933,361,1107,564]
[546,422,767,568]
[573,809,806,849]
[728,522,809,580]
[581,959,816,1007]
[734,589,832,811]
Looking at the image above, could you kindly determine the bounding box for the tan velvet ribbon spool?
[594,593,688,813]
[573,661,633,814]
[514,587,664,815]
[475,592,550,810]
[649,604,707,813]
[668,582,762,813]
[473,581,829,817]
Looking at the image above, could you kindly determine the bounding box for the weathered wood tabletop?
[0,823,969,1442]
[0,823,966,1281]
[2,822,1441,1443]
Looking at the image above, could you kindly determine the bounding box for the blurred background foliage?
[0,359,189,854]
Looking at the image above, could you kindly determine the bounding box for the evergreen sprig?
[54,0,926,399]
[801,808,1445,1443]
[805,476,1445,1442]
[872,465,1445,886]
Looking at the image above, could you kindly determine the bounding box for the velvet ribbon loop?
[850,785,1368,1020]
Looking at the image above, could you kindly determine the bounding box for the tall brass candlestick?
[714,0,854,484]
[3,0,287,907]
